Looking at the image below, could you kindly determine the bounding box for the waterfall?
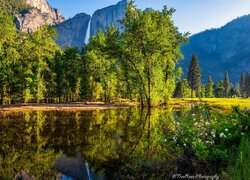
[84,17,91,45]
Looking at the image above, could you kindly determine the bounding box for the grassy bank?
[169,98,250,110]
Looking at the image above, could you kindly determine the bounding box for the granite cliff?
[90,0,128,36]
[54,0,128,49]
[14,0,64,33]
[54,13,91,50]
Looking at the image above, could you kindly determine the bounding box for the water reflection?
[0,107,189,179]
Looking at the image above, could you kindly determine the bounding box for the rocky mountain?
[14,0,64,33]
[54,13,91,50]
[181,14,250,84]
[54,0,128,49]
[90,0,128,36]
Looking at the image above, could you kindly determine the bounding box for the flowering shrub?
[166,104,250,162]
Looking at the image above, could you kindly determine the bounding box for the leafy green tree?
[173,79,192,98]
[0,0,31,15]
[223,71,231,97]
[187,54,201,98]
[80,46,92,100]
[27,26,60,103]
[0,12,20,104]
[205,76,214,98]
[86,29,119,102]
[103,3,187,106]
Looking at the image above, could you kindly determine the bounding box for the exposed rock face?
[54,13,91,50]
[15,0,64,33]
[90,0,128,36]
[180,14,250,83]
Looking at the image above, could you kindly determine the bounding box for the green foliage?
[214,80,225,98]
[0,0,31,15]
[173,79,192,98]
[0,12,19,104]
[166,105,250,164]
[222,136,250,180]
[205,76,214,98]
[0,12,60,104]
[87,3,187,106]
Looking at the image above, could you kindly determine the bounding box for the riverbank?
[0,101,138,113]
[0,98,249,113]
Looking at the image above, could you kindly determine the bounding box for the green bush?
[166,104,250,164]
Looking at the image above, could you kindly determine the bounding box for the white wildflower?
[183,143,186,147]
[225,128,229,132]
[220,133,226,138]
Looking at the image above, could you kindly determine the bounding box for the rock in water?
[90,0,128,36]
[15,0,64,33]
[54,13,91,50]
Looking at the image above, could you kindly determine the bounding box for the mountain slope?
[181,14,250,83]
[54,13,91,50]
[90,0,128,36]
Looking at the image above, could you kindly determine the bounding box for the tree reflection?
[0,107,185,179]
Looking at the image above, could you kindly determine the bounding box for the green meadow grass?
[169,98,250,110]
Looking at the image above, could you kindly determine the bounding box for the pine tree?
[214,80,225,98]
[245,73,250,98]
[223,71,231,97]
[187,54,201,98]
[205,76,214,98]
[239,72,245,97]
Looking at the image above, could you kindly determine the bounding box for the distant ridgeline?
[181,14,250,83]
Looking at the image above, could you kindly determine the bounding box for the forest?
[0,2,249,107]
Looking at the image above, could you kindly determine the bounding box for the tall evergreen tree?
[187,54,201,98]
[223,71,231,97]
[239,72,245,97]
[214,80,225,98]
[205,76,214,98]
[245,73,250,98]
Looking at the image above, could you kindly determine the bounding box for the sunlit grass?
[169,98,250,110]
[222,137,250,180]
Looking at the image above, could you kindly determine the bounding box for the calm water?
[0,107,190,179]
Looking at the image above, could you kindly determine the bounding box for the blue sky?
[48,0,250,34]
